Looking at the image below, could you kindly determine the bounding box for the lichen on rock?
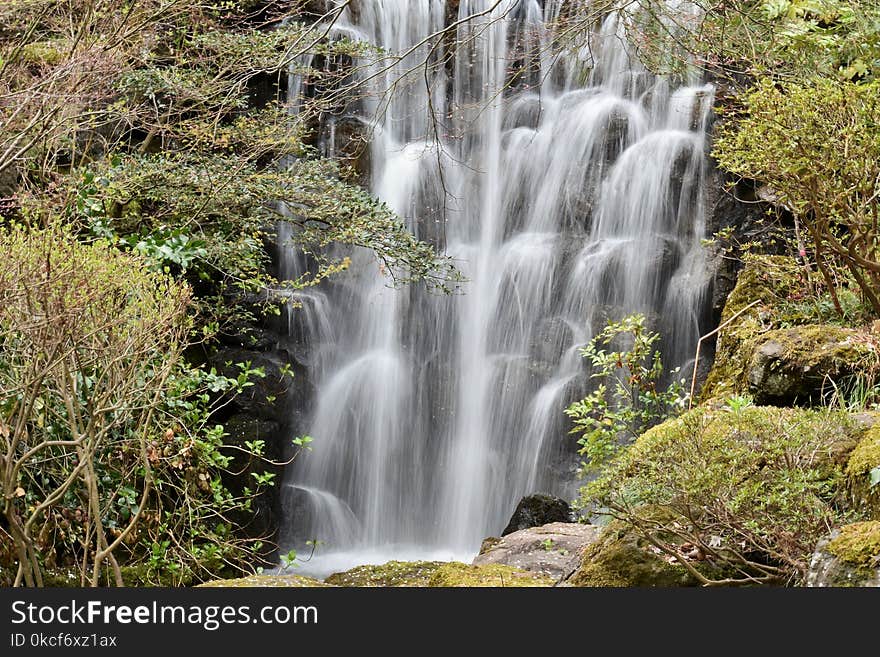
[324,561,445,587]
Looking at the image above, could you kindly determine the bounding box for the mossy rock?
[426,562,553,587]
[325,561,446,587]
[746,325,878,405]
[566,516,728,587]
[580,405,871,585]
[807,522,880,587]
[702,255,802,400]
[847,426,880,517]
[20,40,67,66]
[702,254,880,403]
[324,560,552,587]
[198,574,330,587]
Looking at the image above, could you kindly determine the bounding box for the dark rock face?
[502,494,572,536]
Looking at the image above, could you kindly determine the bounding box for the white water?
[279,0,714,575]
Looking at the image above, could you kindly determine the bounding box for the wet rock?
[473,522,601,582]
[807,523,880,587]
[502,493,572,536]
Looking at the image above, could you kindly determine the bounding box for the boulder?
[701,254,880,403]
[502,493,572,536]
[746,325,877,405]
[325,561,444,587]
[806,522,880,587]
[473,522,601,582]
[324,560,552,587]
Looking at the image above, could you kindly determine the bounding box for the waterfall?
[279,0,715,575]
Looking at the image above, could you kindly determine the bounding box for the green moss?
[845,425,880,518]
[580,405,867,584]
[19,41,67,65]
[827,522,880,569]
[325,561,445,587]
[324,560,552,587]
[426,562,553,587]
[198,574,330,588]
[568,521,700,587]
[848,426,880,477]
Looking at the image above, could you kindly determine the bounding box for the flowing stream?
[278,0,714,576]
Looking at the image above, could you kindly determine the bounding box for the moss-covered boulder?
[806,522,880,587]
[324,561,445,587]
[702,255,802,400]
[324,560,552,587]
[566,520,706,587]
[847,426,880,517]
[702,254,879,403]
[426,562,553,587]
[746,325,877,405]
[198,574,330,587]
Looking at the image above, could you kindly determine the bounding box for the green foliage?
[582,405,864,584]
[565,314,687,474]
[0,224,288,586]
[714,77,880,314]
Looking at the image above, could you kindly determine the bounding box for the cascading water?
[279,0,715,576]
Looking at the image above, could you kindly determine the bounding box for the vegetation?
[0,1,458,587]
[565,314,687,475]
[581,404,864,585]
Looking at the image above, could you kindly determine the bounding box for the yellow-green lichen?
[827,522,880,569]
[198,574,330,587]
[846,425,880,517]
[324,560,552,587]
